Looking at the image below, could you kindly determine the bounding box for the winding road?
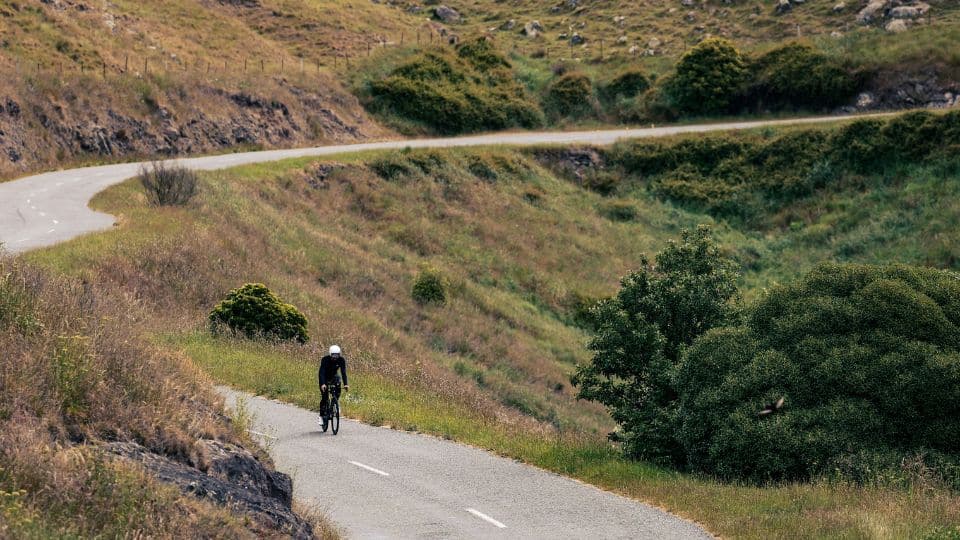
[220,388,711,540]
[0,114,874,253]
[1,115,880,538]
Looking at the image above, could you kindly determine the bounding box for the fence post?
[144,57,148,76]
[260,59,264,72]
[244,58,248,72]
[103,62,106,79]
[600,39,604,61]
[417,30,420,45]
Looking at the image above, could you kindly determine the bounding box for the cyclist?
[319,345,349,423]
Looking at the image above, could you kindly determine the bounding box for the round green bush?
[666,38,747,116]
[209,283,309,343]
[543,72,595,120]
[412,270,447,306]
[677,263,960,484]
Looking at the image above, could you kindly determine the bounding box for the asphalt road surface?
[219,388,712,540]
[1,114,877,253]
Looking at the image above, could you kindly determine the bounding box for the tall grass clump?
[139,162,198,206]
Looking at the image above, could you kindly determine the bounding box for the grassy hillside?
[21,114,960,537]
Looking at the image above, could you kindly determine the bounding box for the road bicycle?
[320,382,341,435]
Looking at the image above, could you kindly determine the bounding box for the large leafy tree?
[572,226,739,464]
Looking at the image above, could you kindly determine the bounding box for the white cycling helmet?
[329,345,341,355]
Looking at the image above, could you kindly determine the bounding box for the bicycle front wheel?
[331,401,340,435]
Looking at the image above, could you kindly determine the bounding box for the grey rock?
[432,5,461,23]
[570,32,585,45]
[107,441,312,538]
[775,0,792,15]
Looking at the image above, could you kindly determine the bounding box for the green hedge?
[676,263,960,485]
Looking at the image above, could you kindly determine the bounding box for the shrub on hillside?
[209,283,309,343]
[665,38,747,116]
[412,269,447,306]
[744,43,860,110]
[366,39,543,135]
[572,227,739,464]
[139,162,198,206]
[543,72,595,120]
[598,70,650,104]
[676,263,960,485]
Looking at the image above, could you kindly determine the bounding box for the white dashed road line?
[349,460,390,477]
[466,508,507,529]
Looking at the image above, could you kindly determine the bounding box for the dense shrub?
[543,72,595,120]
[139,162,198,206]
[366,39,542,134]
[828,118,888,173]
[598,70,650,104]
[209,283,309,343]
[677,263,960,484]
[572,227,738,464]
[744,43,860,110]
[666,38,747,116]
[412,269,447,305]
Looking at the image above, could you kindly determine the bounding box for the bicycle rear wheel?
[331,401,340,435]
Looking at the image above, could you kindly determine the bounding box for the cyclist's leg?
[320,387,330,416]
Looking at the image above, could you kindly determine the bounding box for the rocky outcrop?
[107,440,313,538]
[850,70,960,112]
[0,77,374,178]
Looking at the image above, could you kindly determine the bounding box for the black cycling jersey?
[318,354,348,387]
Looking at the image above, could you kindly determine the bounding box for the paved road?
[219,388,711,540]
[0,114,878,253]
